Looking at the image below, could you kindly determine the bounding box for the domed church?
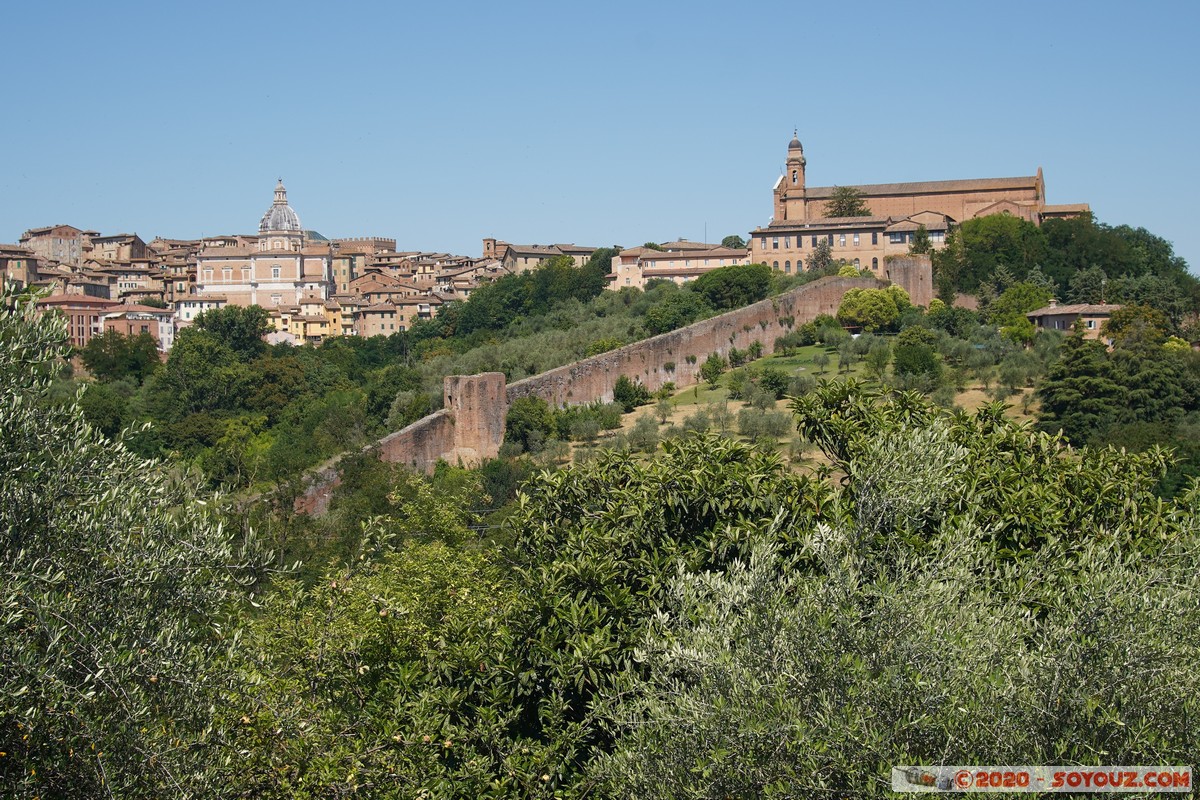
[194,180,333,310]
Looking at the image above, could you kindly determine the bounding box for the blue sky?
[4,0,1198,271]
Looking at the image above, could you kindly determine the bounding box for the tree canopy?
[1,283,271,798]
[80,329,161,385]
[823,185,871,217]
[836,286,910,332]
[689,263,772,310]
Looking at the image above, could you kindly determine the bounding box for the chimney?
[1049,298,1058,308]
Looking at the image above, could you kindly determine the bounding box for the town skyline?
[4,1,1198,270]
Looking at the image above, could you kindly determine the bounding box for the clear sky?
[4,0,1198,271]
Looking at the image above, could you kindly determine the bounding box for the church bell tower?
[774,131,807,221]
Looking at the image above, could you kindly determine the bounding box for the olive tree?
[592,384,1200,798]
[0,285,270,799]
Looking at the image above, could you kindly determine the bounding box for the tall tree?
[908,224,932,255]
[193,304,271,360]
[1067,264,1108,304]
[80,329,161,385]
[721,235,747,249]
[1037,331,1125,443]
[808,238,835,274]
[823,185,871,217]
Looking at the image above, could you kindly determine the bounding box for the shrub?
[614,375,652,413]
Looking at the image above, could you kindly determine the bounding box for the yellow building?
[609,242,752,289]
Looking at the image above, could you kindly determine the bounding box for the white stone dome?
[259,179,303,233]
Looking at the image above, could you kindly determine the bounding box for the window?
[827,234,834,246]
[272,266,281,279]
[222,268,232,281]
[811,235,818,247]
[784,261,791,273]
[792,169,798,185]
[853,258,860,267]
[784,236,791,249]
[203,269,213,282]
[889,232,905,244]
[872,232,878,245]
[853,233,860,246]
[839,234,846,247]
[761,238,768,250]
[930,230,945,242]
[1086,319,1096,329]
[872,258,878,270]
[772,237,779,250]
[773,261,779,269]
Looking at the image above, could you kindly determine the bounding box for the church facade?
[749,135,1089,276]
[195,181,333,310]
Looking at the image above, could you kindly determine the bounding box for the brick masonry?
[295,264,930,514]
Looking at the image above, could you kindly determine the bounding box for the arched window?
[773,261,779,269]
[853,258,860,267]
[792,169,798,184]
[784,260,791,273]
[872,258,878,271]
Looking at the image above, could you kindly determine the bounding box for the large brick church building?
[750,134,1089,275]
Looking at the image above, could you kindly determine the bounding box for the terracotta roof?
[505,244,562,257]
[658,240,723,251]
[23,225,84,237]
[90,233,141,243]
[104,304,173,316]
[760,216,890,232]
[885,217,951,233]
[36,294,117,307]
[1027,303,1122,318]
[198,246,256,257]
[805,175,1039,198]
[643,266,711,277]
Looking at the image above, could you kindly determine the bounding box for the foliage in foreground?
[592,384,1200,798]
[0,285,271,799]
[8,272,1200,798]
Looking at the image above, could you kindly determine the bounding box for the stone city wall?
[295,269,928,514]
[506,274,878,407]
[295,373,506,514]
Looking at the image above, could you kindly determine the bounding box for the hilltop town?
[2,134,1091,354]
[7,132,1200,800]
